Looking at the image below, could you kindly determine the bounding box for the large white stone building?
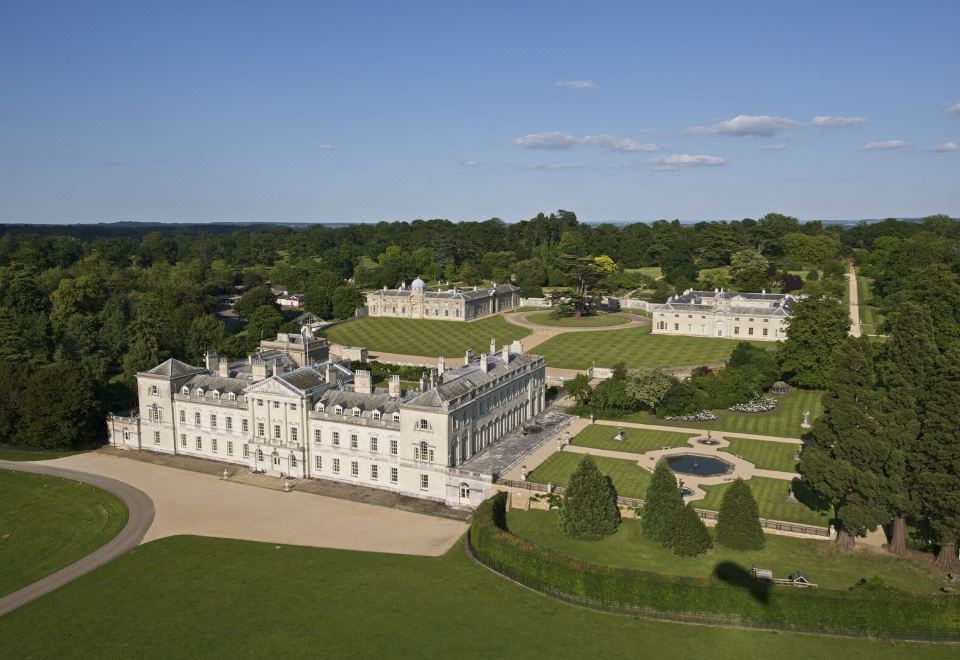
[651,289,799,341]
[108,335,551,508]
[365,279,520,321]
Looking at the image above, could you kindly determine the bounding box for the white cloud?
[458,158,481,167]
[511,132,581,149]
[512,132,661,152]
[314,143,336,150]
[811,115,868,128]
[933,142,958,152]
[580,134,661,152]
[650,154,727,170]
[556,79,594,90]
[861,139,911,150]
[526,162,585,170]
[945,102,960,115]
[683,114,801,137]
[757,143,787,151]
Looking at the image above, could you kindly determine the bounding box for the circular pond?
[666,454,733,477]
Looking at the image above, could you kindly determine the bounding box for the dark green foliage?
[14,361,101,449]
[234,286,277,319]
[715,478,765,550]
[471,494,960,637]
[562,373,591,404]
[641,461,683,542]
[558,455,620,540]
[331,286,364,319]
[779,296,850,388]
[245,305,283,346]
[670,503,712,556]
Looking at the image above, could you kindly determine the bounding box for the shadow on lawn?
[713,561,772,605]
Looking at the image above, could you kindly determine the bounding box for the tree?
[625,368,675,409]
[304,290,333,318]
[715,479,765,550]
[558,455,620,540]
[563,373,592,405]
[331,286,363,319]
[798,337,890,551]
[15,361,101,449]
[245,305,283,346]
[185,315,226,365]
[641,460,683,543]
[729,249,769,291]
[779,296,850,388]
[555,231,619,316]
[671,503,713,556]
[235,286,277,320]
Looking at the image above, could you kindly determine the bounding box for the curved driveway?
[0,460,155,617]
[503,311,650,351]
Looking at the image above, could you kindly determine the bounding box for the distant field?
[621,389,825,439]
[624,266,663,280]
[534,325,766,369]
[527,452,652,499]
[324,316,530,358]
[524,312,630,327]
[720,438,800,473]
[571,425,693,454]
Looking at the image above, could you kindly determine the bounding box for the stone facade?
[365,279,520,321]
[108,334,548,509]
[651,289,798,342]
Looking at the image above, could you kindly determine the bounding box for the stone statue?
[800,410,811,429]
[614,428,625,442]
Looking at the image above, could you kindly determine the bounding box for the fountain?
[666,454,734,477]
[697,430,719,445]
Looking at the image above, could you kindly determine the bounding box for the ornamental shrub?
[715,478,766,550]
[558,455,620,540]
[671,503,713,557]
[641,460,683,543]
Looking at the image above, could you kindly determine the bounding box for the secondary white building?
[651,289,798,341]
[108,336,551,508]
[366,278,521,321]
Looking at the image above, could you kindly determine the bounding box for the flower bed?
[728,396,778,414]
[663,410,718,422]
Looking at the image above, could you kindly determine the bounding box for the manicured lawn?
[0,470,128,597]
[571,425,693,454]
[857,274,885,335]
[624,266,664,280]
[524,311,631,327]
[527,452,651,498]
[720,438,801,473]
[0,447,83,461]
[534,324,765,369]
[0,536,949,659]
[699,477,830,527]
[506,510,944,593]
[620,389,826,438]
[324,315,530,359]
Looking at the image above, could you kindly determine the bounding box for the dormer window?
[372,410,382,421]
[334,405,343,416]
[228,392,236,401]
[352,407,362,418]
[212,390,221,399]
[181,386,190,395]
[316,403,325,413]
[392,413,400,423]
[196,388,205,397]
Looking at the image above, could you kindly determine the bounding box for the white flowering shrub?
[664,410,718,422]
[728,396,777,413]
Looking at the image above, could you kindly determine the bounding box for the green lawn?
[0,536,950,659]
[535,324,765,369]
[571,425,693,454]
[624,266,664,280]
[324,315,530,358]
[524,311,631,327]
[620,389,826,438]
[0,470,128,597]
[720,438,801,473]
[699,477,830,527]
[506,509,944,593]
[527,452,652,498]
[857,274,885,335]
[0,447,83,461]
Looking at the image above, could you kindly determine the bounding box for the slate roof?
[653,289,798,316]
[180,374,248,396]
[317,389,405,414]
[405,351,541,409]
[368,283,520,301]
[141,358,205,379]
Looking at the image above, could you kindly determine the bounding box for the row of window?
[179,434,237,456]
[180,410,249,433]
[657,322,773,337]
[312,456,402,483]
[316,403,399,422]
[255,399,297,410]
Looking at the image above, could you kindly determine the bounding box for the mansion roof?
[653,289,799,317]
[406,351,541,408]
[141,358,206,379]
[368,282,520,301]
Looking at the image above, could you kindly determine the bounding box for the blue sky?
[1,1,958,224]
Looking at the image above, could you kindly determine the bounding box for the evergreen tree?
[641,460,683,543]
[916,348,960,571]
[558,455,620,540]
[671,503,713,557]
[779,296,851,388]
[715,478,765,550]
[798,337,890,551]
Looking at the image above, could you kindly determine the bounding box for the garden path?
[501,310,650,351]
[848,264,862,338]
[592,419,803,444]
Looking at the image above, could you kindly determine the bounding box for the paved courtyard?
[47,452,468,557]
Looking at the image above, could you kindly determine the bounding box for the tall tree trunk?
[835,527,855,552]
[888,515,908,556]
[934,540,959,572]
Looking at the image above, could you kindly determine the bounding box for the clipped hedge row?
[470,493,960,638]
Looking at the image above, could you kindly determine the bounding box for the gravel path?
[0,460,155,617]
[848,264,862,338]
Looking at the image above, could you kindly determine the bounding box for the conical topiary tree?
[641,460,683,543]
[559,455,621,540]
[671,502,713,556]
[715,478,766,550]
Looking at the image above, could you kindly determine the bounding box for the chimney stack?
[326,364,339,386]
[218,360,230,377]
[429,368,437,389]
[252,356,268,380]
[502,344,510,363]
[419,373,429,392]
[464,348,474,365]
[437,355,445,377]
[510,340,524,355]
[388,374,401,398]
[271,361,282,377]
[490,338,497,354]
[205,350,219,373]
[354,369,372,395]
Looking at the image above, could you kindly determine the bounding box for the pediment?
[244,377,301,397]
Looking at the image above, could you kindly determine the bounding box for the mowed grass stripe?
[524,312,631,327]
[721,438,800,473]
[571,425,693,454]
[527,452,652,499]
[699,476,829,527]
[534,325,767,369]
[324,316,530,359]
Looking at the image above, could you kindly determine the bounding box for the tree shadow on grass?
[790,477,831,515]
[713,561,772,605]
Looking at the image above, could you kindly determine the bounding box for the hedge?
[470,493,960,639]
